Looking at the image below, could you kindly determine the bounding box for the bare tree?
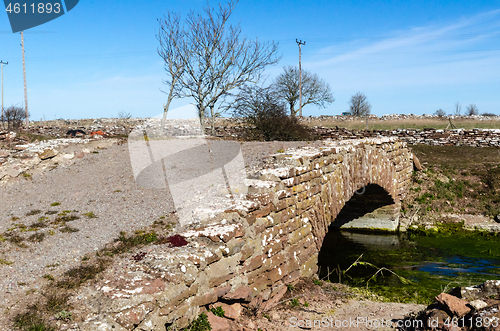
[434,109,446,117]
[454,102,461,116]
[465,104,479,116]
[4,105,28,131]
[273,65,334,116]
[231,84,312,141]
[157,12,186,129]
[157,1,281,134]
[349,92,372,116]
[231,84,283,120]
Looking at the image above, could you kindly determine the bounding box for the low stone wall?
[76,138,413,330]
[208,126,500,147]
[314,127,500,147]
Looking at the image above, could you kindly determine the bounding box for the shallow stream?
[317,225,500,304]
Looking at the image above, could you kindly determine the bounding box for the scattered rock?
[458,280,500,301]
[469,299,488,310]
[206,311,230,331]
[426,308,450,329]
[436,173,450,184]
[418,281,500,330]
[215,302,242,320]
[436,293,471,317]
[39,148,58,160]
[413,155,423,171]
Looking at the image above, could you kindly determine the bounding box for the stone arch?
[309,144,403,250]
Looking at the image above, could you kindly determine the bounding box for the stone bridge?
[79,137,413,330]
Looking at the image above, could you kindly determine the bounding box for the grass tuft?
[26,210,41,216]
[57,259,110,289]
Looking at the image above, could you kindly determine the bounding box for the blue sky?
[1,0,500,120]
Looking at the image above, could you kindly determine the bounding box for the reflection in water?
[317,227,500,303]
[318,228,500,280]
[419,256,500,277]
[341,232,401,250]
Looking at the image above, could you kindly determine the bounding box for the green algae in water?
[317,225,500,305]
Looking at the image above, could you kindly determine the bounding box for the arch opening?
[330,184,399,232]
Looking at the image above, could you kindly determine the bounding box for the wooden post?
[21,31,29,129]
[296,39,305,117]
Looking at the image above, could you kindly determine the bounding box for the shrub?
[231,84,315,141]
[209,306,224,317]
[433,109,446,117]
[2,105,28,131]
[186,313,211,331]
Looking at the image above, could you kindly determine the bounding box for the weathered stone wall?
[77,138,413,331]
[313,127,500,147]
[209,126,500,147]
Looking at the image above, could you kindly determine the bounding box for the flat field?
[304,117,500,130]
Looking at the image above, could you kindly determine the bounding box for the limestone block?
[262,283,287,311]
[103,294,156,314]
[192,290,218,306]
[223,285,253,301]
[288,223,312,246]
[39,148,58,160]
[204,254,241,286]
[135,310,171,331]
[239,239,257,262]
[80,316,128,331]
[275,196,296,212]
[214,302,243,320]
[115,302,154,330]
[208,272,234,287]
[157,283,195,312]
[300,253,319,278]
[266,262,289,283]
[206,311,231,331]
[226,237,245,256]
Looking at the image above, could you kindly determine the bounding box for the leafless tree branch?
[273,66,334,116]
[157,1,281,134]
[348,92,372,116]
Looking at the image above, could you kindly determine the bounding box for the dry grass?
[404,145,500,217]
[304,118,500,130]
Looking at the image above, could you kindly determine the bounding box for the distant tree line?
[433,103,496,117]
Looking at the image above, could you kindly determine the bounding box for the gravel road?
[0,139,318,329]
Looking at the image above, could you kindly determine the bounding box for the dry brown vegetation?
[304,117,500,131]
[403,145,500,219]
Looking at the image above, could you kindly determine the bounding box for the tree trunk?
[210,105,215,136]
[198,105,206,136]
[161,85,176,132]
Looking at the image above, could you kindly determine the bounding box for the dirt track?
[0,139,328,329]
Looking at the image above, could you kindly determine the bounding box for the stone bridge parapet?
[77,137,413,330]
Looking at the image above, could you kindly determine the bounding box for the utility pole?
[0,60,7,129]
[296,39,305,117]
[21,31,29,128]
